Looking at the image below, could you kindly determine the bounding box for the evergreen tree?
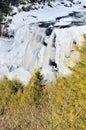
[0,0,11,23]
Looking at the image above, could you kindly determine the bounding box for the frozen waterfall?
[23,25,82,81]
[0,23,84,84]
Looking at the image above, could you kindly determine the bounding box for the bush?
[0,76,24,114]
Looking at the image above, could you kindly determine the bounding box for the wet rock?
[22,6,31,12]
[64,4,72,7]
[45,28,53,36]
[10,12,17,16]
[56,16,67,20]
[70,21,84,26]
[52,35,56,48]
[39,22,50,28]
[3,29,9,37]
[3,29,14,38]
[30,15,37,18]
[76,1,81,4]
[39,22,55,28]
[48,3,53,8]
[42,41,47,46]
[61,2,64,4]
[73,40,77,45]
[83,6,86,8]
[49,59,57,68]
[8,66,14,72]
[59,25,70,28]
[54,25,70,29]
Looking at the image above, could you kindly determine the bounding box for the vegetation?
[0,0,11,23]
[0,35,86,129]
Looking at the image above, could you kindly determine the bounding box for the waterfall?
[23,26,46,72]
[0,23,83,83]
[55,29,73,74]
[22,25,82,82]
[23,25,58,81]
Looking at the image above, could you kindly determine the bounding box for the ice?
[0,0,86,84]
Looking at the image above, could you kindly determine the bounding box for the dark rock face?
[54,25,70,29]
[52,35,56,48]
[42,41,47,46]
[49,59,58,72]
[45,28,53,36]
[69,11,81,18]
[83,6,86,8]
[64,4,72,7]
[61,2,64,5]
[22,6,31,12]
[73,40,77,45]
[56,16,67,20]
[39,22,50,28]
[48,3,53,8]
[39,22,55,28]
[3,30,14,38]
[49,59,57,68]
[10,12,17,16]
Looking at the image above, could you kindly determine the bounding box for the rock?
[39,22,50,28]
[10,12,17,16]
[3,28,14,38]
[45,28,53,36]
[22,6,31,12]
[39,22,54,28]
[56,16,66,20]
[42,41,47,46]
[83,6,86,8]
[48,3,53,8]
[64,4,72,7]
[10,6,18,16]
[61,2,64,5]
[49,59,57,68]
[3,30,9,37]
[73,40,77,45]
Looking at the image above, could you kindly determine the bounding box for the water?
[23,24,81,81]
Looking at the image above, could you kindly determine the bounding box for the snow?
[8,1,85,31]
[0,0,86,84]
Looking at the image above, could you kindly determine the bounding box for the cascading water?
[23,26,46,72]
[0,21,83,84]
[23,25,81,81]
[0,23,84,84]
[22,25,58,81]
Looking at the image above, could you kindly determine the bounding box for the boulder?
[22,5,31,12]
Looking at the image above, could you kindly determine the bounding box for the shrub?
[0,76,24,114]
